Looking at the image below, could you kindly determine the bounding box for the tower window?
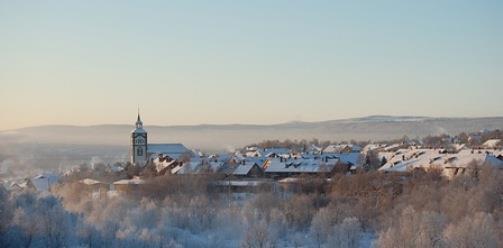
[137,148,144,156]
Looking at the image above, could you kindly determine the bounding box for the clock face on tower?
[135,137,145,145]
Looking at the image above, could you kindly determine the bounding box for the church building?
[130,112,192,165]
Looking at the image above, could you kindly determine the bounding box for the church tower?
[130,111,148,165]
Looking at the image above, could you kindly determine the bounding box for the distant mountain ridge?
[2,116,503,150]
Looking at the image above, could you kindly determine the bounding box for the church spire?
[135,107,143,129]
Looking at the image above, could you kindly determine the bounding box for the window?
[137,147,143,156]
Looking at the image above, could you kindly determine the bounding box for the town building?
[130,111,191,165]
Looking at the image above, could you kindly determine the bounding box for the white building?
[378,148,503,178]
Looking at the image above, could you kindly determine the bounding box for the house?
[151,155,179,174]
[170,158,223,175]
[306,144,323,155]
[8,179,35,192]
[29,173,60,192]
[482,139,502,149]
[243,146,262,157]
[362,144,382,154]
[212,179,273,193]
[264,156,339,178]
[207,161,225,173]
[329,152,362,167]
[383,143,407,152]
[78,178,110,198]
[113,176,145,193]
[263,147,291,158]
[379,148,501,178]
[485,154,503,169]
[170,161,198,175]
[323,144,362,154]
[208,153,232,163]
[232,161,264,178]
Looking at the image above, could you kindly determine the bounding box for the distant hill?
[2,116,502,151]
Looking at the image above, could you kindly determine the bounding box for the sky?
[0,0,502,130]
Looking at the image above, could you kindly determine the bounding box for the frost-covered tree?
[310,207,337,246]
[443,212,500,248]
[6,192,77,248]
[284,194,316,230]
[377,207,446,248]
[327,217,362,248]
[241,219,275,248]
[37,196,75,247]
[0,186,12,246]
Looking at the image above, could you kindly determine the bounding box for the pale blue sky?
[0,0,502,130]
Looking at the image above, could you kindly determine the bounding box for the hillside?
[2,116,502,150]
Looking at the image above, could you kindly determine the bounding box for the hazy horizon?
[1,1,502,130]
[3,114,503,132]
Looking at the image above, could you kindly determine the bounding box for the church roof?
[148,143,192,159]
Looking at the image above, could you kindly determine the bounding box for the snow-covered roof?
[278,177,300,183]
[265,157,338,174]
[214,180,264,187]
[323,145,341,153]
[113,177,145,185]
[233,161,261,176]
[79,178,103,185]
[232,152,246,161]
[30,173,60,191]
[171,158,223,174]
[362,144,386,154]
[244,150,262,157]
[482,139,502,149]
[7,179,32,191]
[208,161,224,172]
[383,143,403,152]
[233,156,267,166]
[452,144,466,152]
[172,159,202,175]
[109,163,125,172]
[148,143,192,159]
[335,152,362,166]
[152,155,177,173]
[304,145,323,155]
[323,144,361,153]
[208,153,232,162]
[170,165,184,175]
[485,155,503,169]
[263,147,291,157]
[379,148,497,173]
